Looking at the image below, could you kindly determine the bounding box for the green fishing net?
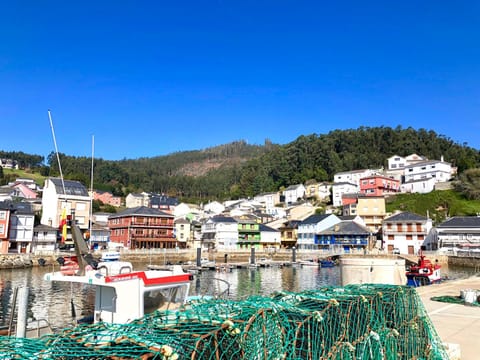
[0,284,449,359]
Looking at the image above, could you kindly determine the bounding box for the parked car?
[392,248,400,254]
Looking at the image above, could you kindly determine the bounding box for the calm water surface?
[0,262,474,332]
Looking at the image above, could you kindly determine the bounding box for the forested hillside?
[2,126,480,202]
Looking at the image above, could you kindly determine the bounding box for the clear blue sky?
[1,1,479,161]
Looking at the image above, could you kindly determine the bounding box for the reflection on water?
[0,263,475,332]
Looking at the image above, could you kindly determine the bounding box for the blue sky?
[1,1,479,161]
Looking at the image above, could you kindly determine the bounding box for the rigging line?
[48,109,67,202]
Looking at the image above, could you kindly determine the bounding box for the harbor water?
[0,262,475,332]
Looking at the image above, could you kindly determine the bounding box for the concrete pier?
[416,276,480,360]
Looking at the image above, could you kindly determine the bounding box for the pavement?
[415,275,480,360]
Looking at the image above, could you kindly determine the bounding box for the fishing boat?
[44,261,193,324]
[319,258,337,268]
[405,251,441,287]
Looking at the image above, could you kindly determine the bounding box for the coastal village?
[1,152,478,257]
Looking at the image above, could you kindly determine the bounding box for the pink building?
[93,190,122,207]
[359,175,400,196]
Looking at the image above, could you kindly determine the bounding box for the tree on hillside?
[454,168,480,200]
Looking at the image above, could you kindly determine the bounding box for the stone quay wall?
[1,251,478,270]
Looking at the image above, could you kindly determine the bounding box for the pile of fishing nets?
[0,284,449,359]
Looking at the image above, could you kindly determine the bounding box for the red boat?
[406,251,441,287]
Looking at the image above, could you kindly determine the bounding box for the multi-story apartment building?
[40,178,91,244]
[235,215,261,249]
[382,212,433,254]
[359,175,400,196]
[108,206,175,249]
[343,195,386,233]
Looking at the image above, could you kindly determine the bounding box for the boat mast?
[48,110,67,199]
[89,135,94,248]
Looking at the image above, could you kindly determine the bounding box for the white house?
[32,224,57,253]
[333,169,380,186]
[404,159,454,184]
[7,202,35,253]
[387,154,426,171]
[201,215,238,250]
[40,178,91,232]
[331,182,358,207]
[125,192,150,208]
[254,192,281,212]
[297,214,342,249]
[436,216,480,249]
[382,212,434,254]
[259,224,281,249]
[175,217,191,248]
[204,201,225,215]
[283,184,306,205]
[400,177,436,194]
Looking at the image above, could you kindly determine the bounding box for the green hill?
[386,190,480,225]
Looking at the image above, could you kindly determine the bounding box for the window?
[0,224,4,235]
[0,211,5,220]
[76,203,86,211]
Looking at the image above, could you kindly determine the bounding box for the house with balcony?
[201,215,238,250]
[436,216,480,249]
[283,184,306,205]
[297,214,342,250]
[40,178,91,245]
[359,175,400,197]
[382,212,434,254]
[342,195,386,233]
[278,220,300,249]
[316,220,372,252]
[108,206,175,249]
[235,215,261,249]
